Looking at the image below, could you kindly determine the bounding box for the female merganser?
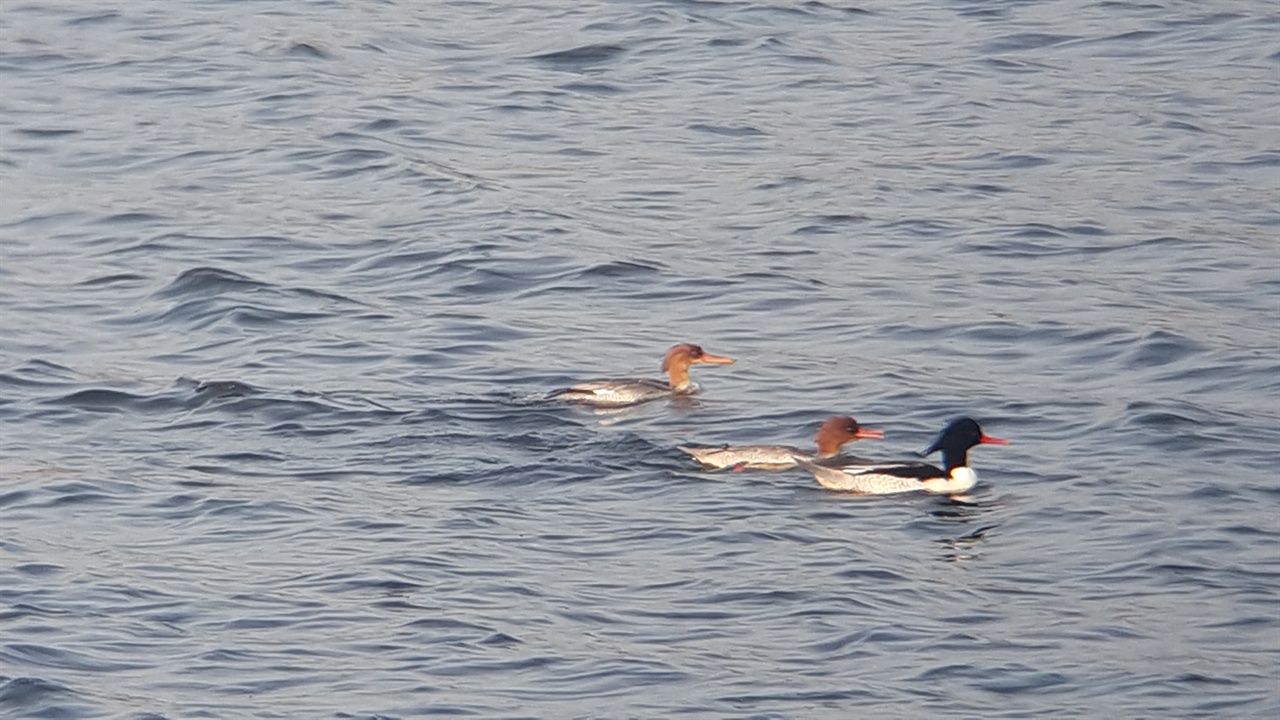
[678,415,884,471]
[795,417,1008,497]
[550,343,735,407]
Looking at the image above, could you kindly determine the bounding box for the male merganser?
[550,343,735,406]
[795,418,1008,497]
[678,415,884,471]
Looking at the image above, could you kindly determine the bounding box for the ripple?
[981,33,1081,53]
[527,43,628,67]
[153,266,267,299]
[0,676,93,718]
[1121,330,1204,370]
[0,644,152,673]
[12,127,81,138]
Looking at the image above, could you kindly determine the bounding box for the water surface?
[2,1,1278,717]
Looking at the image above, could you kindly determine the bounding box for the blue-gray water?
[2,1,1278,717]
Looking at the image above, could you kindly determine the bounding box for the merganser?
[550,343,735,407]
[795,417,1008,497]
[678,415,884,471]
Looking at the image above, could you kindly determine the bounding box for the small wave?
[47,388,153,412]
[687,123,768,138]
[0,643,151,673]
[193,379,256,399]
[12,127,81,138]
[153,266,265,299]
[90,212,169,226]
[981,33,1080,53]
[1122,330,1204,370]
[285,42,330,60]
[75,272,149,287]
[0,676,89,717]
[0,359,79,390]
[528,43,627,67]
[65,11,120,26]
[132,266,361,331]
[559,81,622,95]
[577,259,664,279]
[718,687,877,704]
[951,152,1054,170]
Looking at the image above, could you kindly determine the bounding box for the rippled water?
[2,1,1278,717]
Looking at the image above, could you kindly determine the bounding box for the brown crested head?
[814,415,884,455]
[661,343,735,372]
[660,343,735,391]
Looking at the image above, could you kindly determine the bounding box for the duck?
[550,343,735,406]
[795,417,1007,497]
[678,415,884,471]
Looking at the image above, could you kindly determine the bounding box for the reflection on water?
[936,522,1000,563]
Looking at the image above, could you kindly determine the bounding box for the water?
[2,0,1278,717]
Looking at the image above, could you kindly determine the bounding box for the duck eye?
[689,346,703,358]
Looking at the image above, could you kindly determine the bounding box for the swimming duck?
[679,415,884,471]
[795,417,1007,497]
[551,343,735,407]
